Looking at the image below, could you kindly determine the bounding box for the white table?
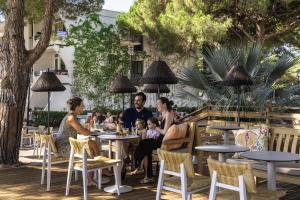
[210,125,242,144]
[196,145,249,162]
[241,151,300,191]
[98,134,139,194]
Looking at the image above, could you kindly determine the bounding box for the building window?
[131,61,143,85]
[54,54,67,74]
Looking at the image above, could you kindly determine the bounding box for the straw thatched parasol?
[32,70,66,134]
[222,65,253,126]
[143,84,170,93]
[140,59,178,97]
[110,75,137,111]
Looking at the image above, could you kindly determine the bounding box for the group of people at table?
[38,90,300,198]
[54,92,176,186]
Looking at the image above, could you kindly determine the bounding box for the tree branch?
[265,16,300,40]
[25,0,57,67]
[236,24,256,43]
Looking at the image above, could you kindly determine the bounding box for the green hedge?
[32,107,198,127]
[33,111,67,127]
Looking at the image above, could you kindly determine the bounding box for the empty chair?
[33,125,46,156]
[207,158,286,200]
[156,149,210,200]
[66,137,121,200]
[20,127,34,147]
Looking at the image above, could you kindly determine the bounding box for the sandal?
[129,169,144,176]
[140,178,154,184]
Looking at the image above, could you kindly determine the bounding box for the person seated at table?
[121,92,153,178]
[104,111,114,123]
[90,111,100,128]
[55,97,112,186]
[117,112,124,126]
[133,97,175,183]
[130,117,160,178]
[135,118,146,138]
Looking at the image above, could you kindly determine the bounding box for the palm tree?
[176,44,300,111]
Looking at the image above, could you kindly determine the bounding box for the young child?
[145,117,160,140]
[130,117,160,182]
[135,119,146,139]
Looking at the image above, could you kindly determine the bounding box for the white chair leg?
[113,165,120,196]
[98,169,102,189]
[209,171,218,200]
[39,142,44,158]
[66,157,74,196]
[180,163,188,200]
[33,136,36,156]
[238,175,247,200]
[46,144,52,192]
[187,194,191,200]
[156,160,165,200]
[82,168,88,200]
[41,142,47,185]
[74,170,78,182]
[20,134,23,148]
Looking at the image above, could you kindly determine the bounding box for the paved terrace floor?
[0,148,299,200]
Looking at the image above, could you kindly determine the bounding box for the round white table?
[196,145,249,162]
[241,151,300,191]
[210,125,242,144]
[98,134,139,194]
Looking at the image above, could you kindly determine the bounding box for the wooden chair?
[207,158,286,200]
[40,134,70,191]
[66,137,121,200]
[252,127,300,185]
[152,122,196,175]
[156,149,210,200]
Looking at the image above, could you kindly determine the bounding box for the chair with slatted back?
[33,125,46,157]
[207,158,286,200]
[156,149,210,200]
[252,127,300,185]
[40,134,70,191]
[66,137,121,200]
[20,127,34,147]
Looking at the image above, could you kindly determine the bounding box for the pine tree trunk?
[0,0,31,166]
[0,0,55,166]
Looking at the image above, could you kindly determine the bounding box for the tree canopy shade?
[117,0,300,56]
[117,0,232,56]
[0,0,103,166]
[66,13,131,107]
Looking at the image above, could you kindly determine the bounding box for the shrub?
[33,111,67,127]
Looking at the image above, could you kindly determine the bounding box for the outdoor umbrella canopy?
[223,65,253,86]
[32,70,65,134]
[222,65,253,126]
[140,60,178,84]
[110,75,137,111]
[143,84,170,93]
[140,59,178,97]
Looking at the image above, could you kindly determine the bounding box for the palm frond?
[265,55,298,87]
[177,67,209,90]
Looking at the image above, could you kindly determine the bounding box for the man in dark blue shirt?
[123,92,153,129]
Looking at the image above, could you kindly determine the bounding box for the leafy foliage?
[118,0,300,56]
[66,13,131,107]
[176,45,300,110]
[117,0,232,55]
[0,0,103,21]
